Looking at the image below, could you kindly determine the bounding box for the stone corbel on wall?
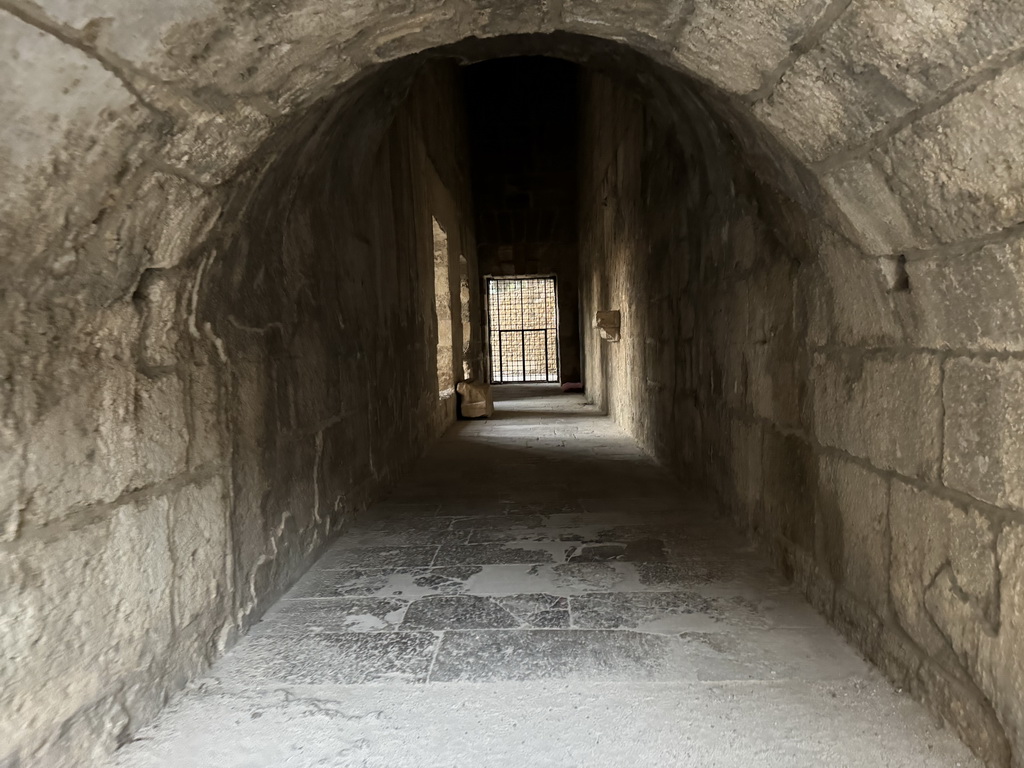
[594,310,621,342]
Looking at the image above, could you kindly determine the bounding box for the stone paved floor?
[112,386,980,767]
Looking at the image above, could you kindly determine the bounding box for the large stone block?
[812,232,905,345]
[21,360,190,526]
[757,0,1024,161]
[186,362,226,470]
[728,418,763,533]
[885,62,1024,244]
[134,374,190,489]
[909,236,1024,352]
[0,499,173,759]
[563,0,683,41]
[815,455,889,614]
[819,159,925,256]
[21,362,138,524]
[762,430,816,550]
[890,482,1022,761]
[0,15,148,272]
[169,477,229,632]
[672,0,833,95]
[943,358,1024,510]
[812,351,941,479]
[745,259,802,427]
[980,525,1024,759]
[889,480,999,662]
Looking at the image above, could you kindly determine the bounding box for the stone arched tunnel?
[2,1,1023,766]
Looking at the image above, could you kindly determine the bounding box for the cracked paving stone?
[401,594,570,630]
[286,566,484,598]
[214,631,439,686]
[570,591,716,632]
[429,629,698,683]
[316,545,439,570]
[263,597,409,632]
[111,387,983,768]
[401,595,521,629]
[433,542,560,566]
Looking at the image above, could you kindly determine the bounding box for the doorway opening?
[432,218,454,398]
[487,276,559,383]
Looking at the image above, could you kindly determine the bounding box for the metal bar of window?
[487,276,559,384]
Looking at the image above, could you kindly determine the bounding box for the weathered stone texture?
[758,0,1024,161]
[673,0,832,95]
[1,499,173,756]
[0,14,153,278]
[943,358,1024,510]
[909,236,1024,352]
[1,55,478,767]
[889,480,1018,762]
[120,175,222,272]
[812,352,942,480]
[820,159,925,256]
[563,0,685,42]
[885,63,1024,245]
[3,2,1024,765]
[815,455,889,614]
[808,233,905,345]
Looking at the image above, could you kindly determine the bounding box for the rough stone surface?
[673,0,833,96]
[943,358,1024,510]
[757,0,1024,162]
[889,480,1018,763]
[820,159,926,256]
[884,62,1024,245]
[909,235,1024,352]
[815,455,889,615]
[3,3,1024,765]
[812,352,942,480]
[107,389,979,768]
[577,59,1022,766]
[0,59,479,767]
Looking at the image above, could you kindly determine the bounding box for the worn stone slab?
[429,629,700,683]
[812,351,942,479]
[400,594,570,630]
[815,455,890,615]
[943,358,1024,509]
[262,597,410,632]
[284,566,485,599]
[432,542,564,566]
[758,0,1024,162]
[672,0,833,96]
[884,62,1024,244]
[211,631,439,686]
[315,545,440,570]
[909,236,1024,352]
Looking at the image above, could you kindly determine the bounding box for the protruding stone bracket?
[594,310,621,342]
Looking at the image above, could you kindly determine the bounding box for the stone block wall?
[579,63,1024,767]
[0,60,477,766]
[4,0,1024,763]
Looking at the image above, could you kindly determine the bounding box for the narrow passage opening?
[487,276,559,383]
[432,217,455,398]
[464,55,582,386]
